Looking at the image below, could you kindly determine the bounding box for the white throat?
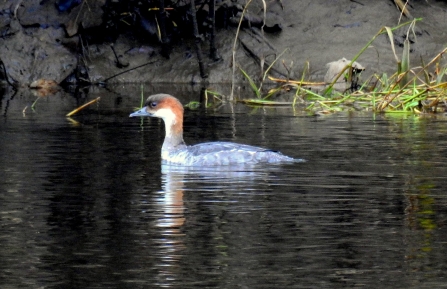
[154,108,177,137]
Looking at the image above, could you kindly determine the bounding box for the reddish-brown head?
[144,94,184,135]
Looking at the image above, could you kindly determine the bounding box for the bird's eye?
[149,102,157,108]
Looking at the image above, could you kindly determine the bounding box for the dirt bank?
[1,0,447,91]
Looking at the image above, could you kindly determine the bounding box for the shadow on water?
[1,84,447,288]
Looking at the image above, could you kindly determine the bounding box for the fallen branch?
[268,76,326,86]
[66,97,100,116]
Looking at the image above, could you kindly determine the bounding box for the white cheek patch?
[154,108,176,123]
[154,108,176,136]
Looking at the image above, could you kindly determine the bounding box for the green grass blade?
[323,18,422,96]
[385,26,399,63]
[238,65,261,98]
[401,38,410,87]
[140,84,144,108]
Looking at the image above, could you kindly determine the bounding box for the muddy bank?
[1,0,447,91]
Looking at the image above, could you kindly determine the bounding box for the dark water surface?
[2,85,447,288]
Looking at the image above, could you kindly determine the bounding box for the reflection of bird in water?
[153,168,186,286]
[154,159,299,286]
[130,94,304,166]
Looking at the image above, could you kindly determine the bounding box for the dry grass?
[233,17,447,115]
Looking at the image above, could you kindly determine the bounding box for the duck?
[130,93,301,166]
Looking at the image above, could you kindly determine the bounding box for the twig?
[66,97,100,116]
[101,60,159,83]
[110,44,129,68]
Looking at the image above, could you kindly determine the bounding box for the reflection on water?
[155,167,186,287]
[1,85,447,288]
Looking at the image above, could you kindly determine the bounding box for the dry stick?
[66,97,100,117]
[378,44,442,110]
[110,44,128,68]
[101,60,159,83]
[394,0,412,19]
[378,47,447,110]
[209,0,220,61]
[230,0,254,100]
[190,0,208,78]
[268,76,325,86]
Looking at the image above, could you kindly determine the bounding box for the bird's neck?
[161,112,186,156]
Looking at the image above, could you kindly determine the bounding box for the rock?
[324,58,365,91]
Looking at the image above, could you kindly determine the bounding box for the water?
[1,85,447,288]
